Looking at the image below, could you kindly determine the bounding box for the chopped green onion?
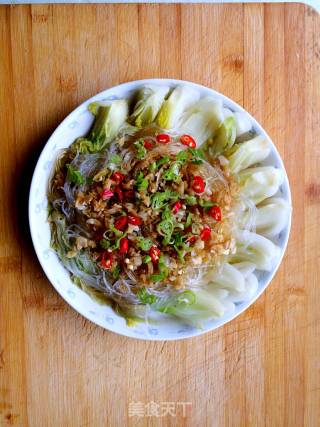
[138,179,148,191]
[151,190,179,209]
[100,239,111,249]
[111,234,126,250]
[157,219,174,243]
[160,208,175,245]
[112,264,121,279]
[188,148,205,164]
[174,246,185,262]
[66,164,85,185]
[133,140,147,159]
[175,148,205,165]
[109,223,124,237]
[162,170,176,181]
[109,154,122,165]
[176,290,196,305]
[184,195,197,206]
[172,232,191,261]
[150,255,169,282]
[162,235,172,246]
[198,199,215,208]
[185,212,193,228]
[162,162,181,182]
[137,237,154,251]
[176,150,189,163]
[86,177,94,185]
[143,255,152,264]
[156,156,170,169]
[149,162,157,172]
[173,233,183,246]
[137,288,158,304]
[135,171,148,192]
[151,263,168,282]
[161,206,173,221]
[151,272,167,282]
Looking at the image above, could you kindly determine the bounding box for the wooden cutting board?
[0,3,319,426]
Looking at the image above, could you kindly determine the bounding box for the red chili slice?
[156,133,171,144]
[111,171,125,184]
[187,235,197,245]
[180,134,196,148]
[172,201,182,214]
[101,252,113,269]
[119,237,129,254]
[149,246,161,263]
[114,186,123,203]
[200,226,211,241]
[144,139,154,149]
[114,216,128,230]
[208,205,222,222]
[192,176,205,193]
[102,189,114,200]
[124,190,135,200]
[127,215,142,226]
[96,231,105,241]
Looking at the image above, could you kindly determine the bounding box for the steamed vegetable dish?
[48,85,290,327]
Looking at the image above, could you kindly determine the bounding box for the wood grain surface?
[0,3,319,426]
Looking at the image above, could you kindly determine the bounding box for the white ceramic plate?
[29,79,292,340]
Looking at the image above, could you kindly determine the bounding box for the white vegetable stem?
[234,111,252,137]
[177,97,224,145]
[156,85,200,129]
[231,230,282,272]
[228,135,271,174]
[129,85,170,127]
[255,197,291,238]
[239,166,284,205]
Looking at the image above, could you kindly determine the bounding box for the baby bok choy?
[49,211,101,287]
[228,135,271,174]
[72,99,129,153]
[227,273,259,303]
[203,262,246,293]
[177,97,224,145]
[225,262,258,303]
[137,289,233,327]
[156,85,200,129]
[201,115,237,156]
[222,109,252,137]
[238,166,284,205]
[129,85,170,128]
[230,230,281,271]
[234,111,252,137]
[255,197,291,238]
[202,262,259,304]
